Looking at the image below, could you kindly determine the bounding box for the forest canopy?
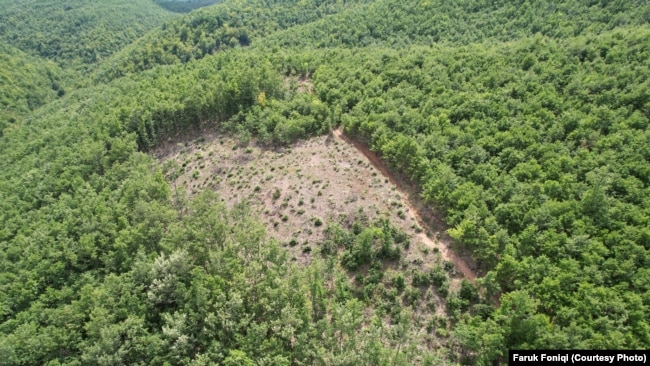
[0,0,648,364]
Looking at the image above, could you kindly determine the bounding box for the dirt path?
[333,128,478,282]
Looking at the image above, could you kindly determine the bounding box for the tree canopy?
[1,0,649,364]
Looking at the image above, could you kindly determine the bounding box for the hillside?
[259,0,650,49]
[0,0,176,71]
[0,0,179,131]
[1,0,649,364]
[92,0,368,83]
[0,42,63,133]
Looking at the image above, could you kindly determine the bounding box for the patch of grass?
[313,217,323,227]
[272,188,281,200]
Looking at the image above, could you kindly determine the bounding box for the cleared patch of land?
[155,128,475,286]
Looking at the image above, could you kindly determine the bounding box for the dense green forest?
[0,0,175,72]
[92,0,368,83]
[1,0,649,364]
[0,42,63,132]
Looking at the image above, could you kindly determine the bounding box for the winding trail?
[333,128,478,282]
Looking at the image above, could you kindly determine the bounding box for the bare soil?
[154,128,477,285]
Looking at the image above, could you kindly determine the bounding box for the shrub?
[392,273,406,291]
[430,266,448,288]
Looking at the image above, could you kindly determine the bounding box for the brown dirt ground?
[154,128,476,288]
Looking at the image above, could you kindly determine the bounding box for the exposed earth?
[154,127,478,287]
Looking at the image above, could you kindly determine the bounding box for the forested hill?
[1,0,649,364]
[260,0,650,49]
[0,0,176,135]
[0,0,176,71]
[0,42,63,132]
[92,0,369,83]
[93,0,650,83]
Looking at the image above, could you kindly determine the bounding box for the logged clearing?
[155,128,476,286]
[333,128,478,282]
